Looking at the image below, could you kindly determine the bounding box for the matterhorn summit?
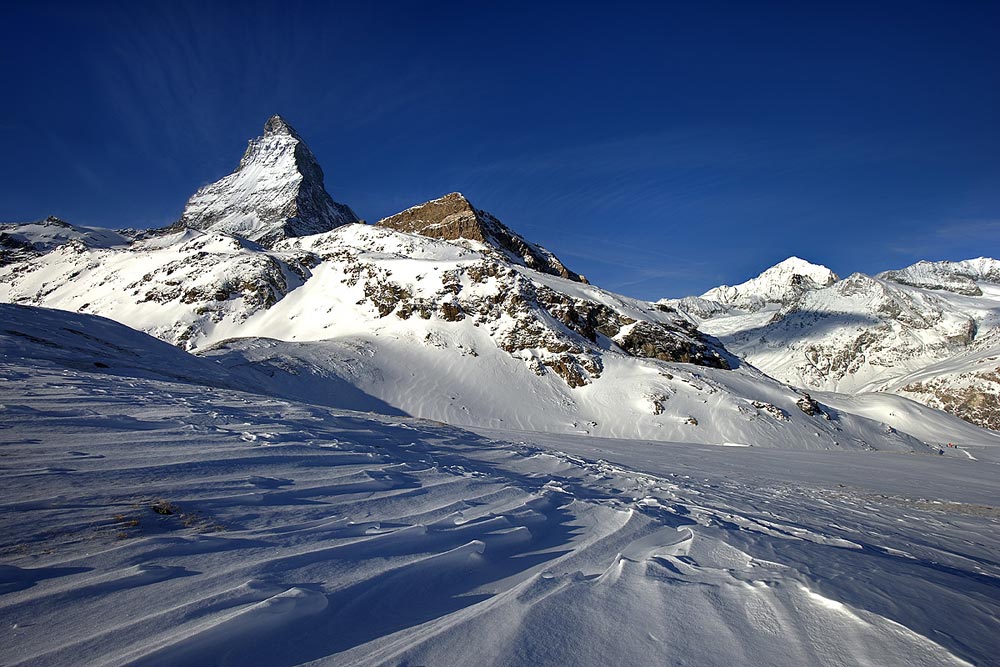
[175,115,358,247]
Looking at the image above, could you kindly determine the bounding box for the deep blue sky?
[3,1,998,298]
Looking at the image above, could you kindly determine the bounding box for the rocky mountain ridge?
[877,258,1000,297]
[376,192,587,283]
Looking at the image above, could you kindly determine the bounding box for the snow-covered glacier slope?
[2,302,997,667]
[0,227,318,348]
[666,257,1000,430]
[0,219,986,447]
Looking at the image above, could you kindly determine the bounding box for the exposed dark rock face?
[376,193,587,283]
[901,373,1000,431]
[0,231,38,266]
[174,115,358,247]
[617,321,729,368]
[795,393,827,418]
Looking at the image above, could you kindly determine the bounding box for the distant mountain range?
[1,115,996,443]
[664,256,1000,430]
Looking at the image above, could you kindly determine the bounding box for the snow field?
[2,354,997,665]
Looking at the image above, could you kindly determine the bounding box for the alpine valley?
[2,117,998,667]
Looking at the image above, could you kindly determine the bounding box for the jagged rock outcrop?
[175,115,357,247]
[376,192,587,283]
[274,225,727,387]
[795,393,827,418]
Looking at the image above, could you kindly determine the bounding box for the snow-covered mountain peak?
[1,216,129,265]
[769,256,836,279]
[175,116,357,248]
[376,192,587,283]
[699,256,838,312]
[878,257,1000,296]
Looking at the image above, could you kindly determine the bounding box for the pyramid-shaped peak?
[263,114,299,138]
[430,191,476,211]
[174,115,357,247]
[439,191,472,205]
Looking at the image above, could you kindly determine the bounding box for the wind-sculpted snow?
[2,325,997,666]
[0,303,235,387]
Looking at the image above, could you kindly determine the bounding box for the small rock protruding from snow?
[796,393,828,419]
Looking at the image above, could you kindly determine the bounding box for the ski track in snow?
[1,362,998,666]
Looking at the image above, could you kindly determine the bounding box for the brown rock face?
[376,193,587,283]
[377,193,490,242]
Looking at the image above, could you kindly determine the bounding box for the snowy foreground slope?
[3,305,1000,666]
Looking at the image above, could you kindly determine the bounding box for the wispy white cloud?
[886,218,1000,258]
[933,218,1000,238]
